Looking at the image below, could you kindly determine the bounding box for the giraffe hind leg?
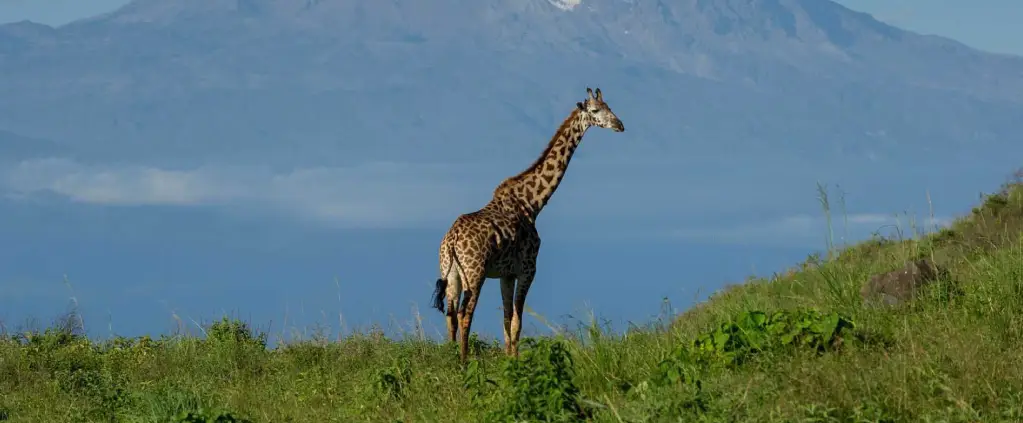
[435,277,461,343]
[456,287,471,335]
[446,294,459,344]
[445,266,464,344]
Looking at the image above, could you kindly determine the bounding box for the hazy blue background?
[1,0,1021,344]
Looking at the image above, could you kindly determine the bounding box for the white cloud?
[0,157,964,237]
[670,213,953,247]
[4,159,232,205]
[3,156,821,230]
[1,158,486,228]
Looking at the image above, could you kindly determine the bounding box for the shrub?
[488,337,586,422]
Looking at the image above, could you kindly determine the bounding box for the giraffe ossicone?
[431,86,625,363]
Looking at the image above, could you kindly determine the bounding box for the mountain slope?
[0,0,1021,166]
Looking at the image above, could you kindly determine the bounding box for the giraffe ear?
[595,88,602,101]
[576,101,585,110]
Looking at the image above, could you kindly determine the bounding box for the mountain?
[0,0,1021,167]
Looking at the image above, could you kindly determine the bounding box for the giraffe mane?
[501,107,583,185]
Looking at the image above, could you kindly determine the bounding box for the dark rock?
[860,258,948,306]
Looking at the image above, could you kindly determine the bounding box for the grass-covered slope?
[3,177,1023,422]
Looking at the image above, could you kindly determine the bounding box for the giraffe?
[431,87,625,363]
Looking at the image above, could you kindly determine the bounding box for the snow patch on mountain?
[548,0,582,11]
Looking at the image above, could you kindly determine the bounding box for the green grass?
[4,174,1023,422]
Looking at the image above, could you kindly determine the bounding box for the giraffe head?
[576,87,625,132]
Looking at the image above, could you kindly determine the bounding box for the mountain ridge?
[0,0,1020,167]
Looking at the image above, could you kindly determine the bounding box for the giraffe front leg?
[499,276,516,355]
[510,272,535,357]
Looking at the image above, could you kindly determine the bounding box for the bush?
[487,337,586,422]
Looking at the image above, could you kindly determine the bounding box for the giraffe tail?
[431,278,448,314]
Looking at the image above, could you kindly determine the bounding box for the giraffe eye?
[589,109,599,113]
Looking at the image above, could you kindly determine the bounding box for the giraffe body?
[433,196,540,359]
[432,87,625,363]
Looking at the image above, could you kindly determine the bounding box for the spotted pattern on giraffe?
[431,87,625,363]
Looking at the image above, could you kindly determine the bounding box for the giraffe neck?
[496,108,588,219]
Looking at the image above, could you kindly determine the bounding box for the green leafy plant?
[653,308,856,382]
[205,317,267,349]
[767,310,855,350]
[689,309,855,367]
[17,325,136,420]
[645,357,709,416]
[690,310,768,366]
[488,337,586,422]
[463,358,498,407]
[374,356,413,401]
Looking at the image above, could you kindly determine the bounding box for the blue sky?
[1,0,1021,346]
[2,0,1022,55]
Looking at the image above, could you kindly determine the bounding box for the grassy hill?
[2,173,1023,422]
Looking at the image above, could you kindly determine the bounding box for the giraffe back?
[438,197,540,286]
